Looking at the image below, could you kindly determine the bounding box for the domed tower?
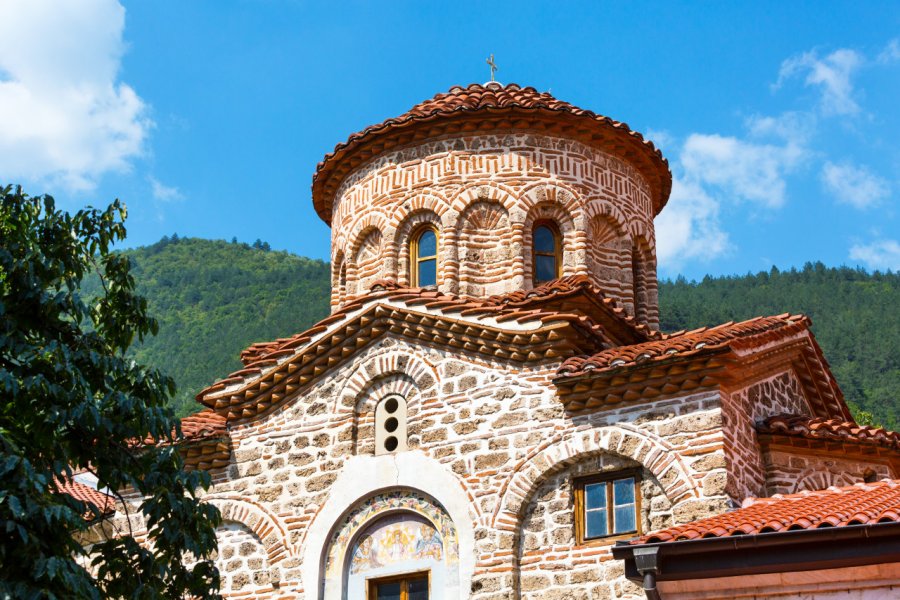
[312,83,671,328]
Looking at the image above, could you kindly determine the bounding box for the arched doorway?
[322,489,460,600]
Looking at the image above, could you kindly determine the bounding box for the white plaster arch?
[492,424,701,531]
[301,451,476,600]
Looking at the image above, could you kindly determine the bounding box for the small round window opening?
[375,395,408,455]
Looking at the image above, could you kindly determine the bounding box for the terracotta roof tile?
[557,314,809,378]
[312,83,671,223]
[638,480,900,544]
[758,414,900,452]
[179,409,227,441]
[238,275,650,367]
[200,277,657,422]
[55,475,115,521]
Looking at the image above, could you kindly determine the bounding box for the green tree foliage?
[82,237,332,417]
[659,263,900,429]
[0,187,221,599]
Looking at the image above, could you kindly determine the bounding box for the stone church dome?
[315,82,674,328]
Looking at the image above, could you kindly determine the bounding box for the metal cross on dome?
[486,54,498,82]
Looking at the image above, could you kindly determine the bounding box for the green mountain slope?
[84,237,331,417]
[659,264,900,429]
[91,238,898,426]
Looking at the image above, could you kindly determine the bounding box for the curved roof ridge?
[312,82,672,223]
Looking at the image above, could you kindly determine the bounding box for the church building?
[96,82,900,599]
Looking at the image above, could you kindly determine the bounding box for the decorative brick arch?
[389,191,452,229]
[206,496,296,565]
[448,181,519,216]
[491,425,701,530]
[335,350,439,418]
[793,469,858,493]
[582,196,630,234]
[451,184,517,296]
[346,213,389,264]
[519,181,585,223]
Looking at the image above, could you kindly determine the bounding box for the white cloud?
[774,48,863,116]
[656,177,730,270]
[0,0,150,192]
[745,111,817,144]
[849,239,900,271]
[680,132,806,208]
[149,177,184,202]
[821,161,890,209]
[878,39,900,64]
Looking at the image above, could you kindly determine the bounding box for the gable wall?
[181,336,738,598]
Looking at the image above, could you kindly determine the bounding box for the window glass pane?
[584,482,607,510]
[417,258,436,287]
[614,505,636,534]
[534,225,556,253]
[375,581,402,600]
[408,577,429,600]
[585,508,608,538]
[417,229,437,257]
[614,478,635,505]
[535,255,557,282]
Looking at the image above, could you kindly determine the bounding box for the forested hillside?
[92,238,898,427]
[83,237,331,417]
[659,264,900,429]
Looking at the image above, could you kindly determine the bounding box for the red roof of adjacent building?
[55,475,115,521]
[638,480,900,544]
[311,82,672,224]
[758,414,900,452]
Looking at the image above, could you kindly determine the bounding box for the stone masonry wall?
[176,336,735,599]
[763,450,894,495]
[213,522,277,598]
[328,133,659,327]
[516,456,666,600]
[722,370,815,502]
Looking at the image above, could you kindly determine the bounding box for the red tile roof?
[312,82,672,224]
[179,409,227,441]
[201,276,657,422]
[55,475,115,521]
[639,480,900,544]
[238,275,650,367]
[759,414,900,452]
[558,314,809,377]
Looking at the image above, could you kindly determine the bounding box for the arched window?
[375,395,407,455]
[410,226,438,288]
[533,222,562,284]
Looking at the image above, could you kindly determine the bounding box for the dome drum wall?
[328,132,660,327]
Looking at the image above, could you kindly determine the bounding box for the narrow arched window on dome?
[410,226,438,288]
[533,221,562,284]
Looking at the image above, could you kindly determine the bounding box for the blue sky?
[1,1,898,280]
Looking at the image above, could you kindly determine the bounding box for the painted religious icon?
[349,515,443,574]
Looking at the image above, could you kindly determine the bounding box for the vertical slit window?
[411,226,438,288]
[533,222,561,284]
